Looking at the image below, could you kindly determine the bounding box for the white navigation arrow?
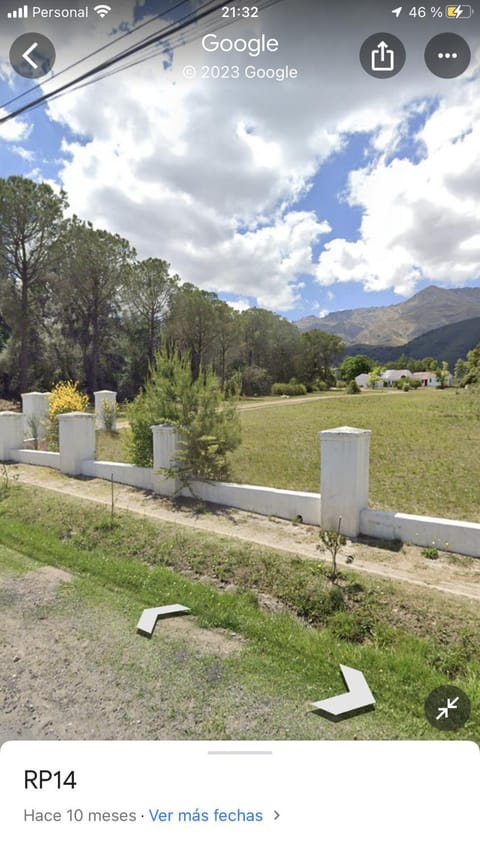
[22,42,39,69]
[312,665,375,719]
[137,603,190,638]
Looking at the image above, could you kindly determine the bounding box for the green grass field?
[230,389,480,523]
[0,485,479,741]
[96,388,480,522]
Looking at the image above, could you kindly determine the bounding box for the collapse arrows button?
[312,665,375,720]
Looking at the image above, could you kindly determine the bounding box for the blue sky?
[1,0,479,322]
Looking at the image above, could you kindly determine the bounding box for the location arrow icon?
[312,665,375,720]
[137,603,190,638]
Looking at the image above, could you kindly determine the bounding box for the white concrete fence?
[0,392,479,559]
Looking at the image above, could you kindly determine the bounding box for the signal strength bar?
[7,4,29,18]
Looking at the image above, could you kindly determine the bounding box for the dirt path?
[9,464,480,602]
[237,390,398,411]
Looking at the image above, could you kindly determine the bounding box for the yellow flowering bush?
[47,381,89,449]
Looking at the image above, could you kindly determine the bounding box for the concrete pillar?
[319,426,371,537]
[58,413,96,475]
[21,392,50,439]
[0,412,24,461]
[151,424,181,497]
[94,390,117,430]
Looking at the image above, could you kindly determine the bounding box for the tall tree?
[124,258,179,368]
[165,284,218,380]
[340,354,374,382]
[0,176,67,393]
[55,219,135,394]
[241,307,301,382]
[211,300,242,388]
[301,329,345,386]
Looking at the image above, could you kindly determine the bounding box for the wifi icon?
[94,4,111,17]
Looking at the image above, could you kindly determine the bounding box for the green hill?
[342,315,480,366]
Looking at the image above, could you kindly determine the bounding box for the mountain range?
[295,285,480,347]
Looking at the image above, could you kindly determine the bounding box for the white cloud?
[11,146,35,161]
[315,65,480,296]
[227,298,251,313]
[2,0,479,311]
[0,109,31,142]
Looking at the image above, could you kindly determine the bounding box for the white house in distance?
[412,371,453,387]
[354,373,370,387]
[381,369,413,385]
[354,368,454,388]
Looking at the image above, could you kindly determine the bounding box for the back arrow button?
[10,33,56,78]
[22,42,39,69]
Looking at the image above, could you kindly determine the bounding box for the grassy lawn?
[0,484,478,741]
[230,389,480,522]
[95,388,480,521]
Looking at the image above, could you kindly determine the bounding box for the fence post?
[151,424,181,497]
[58,412,96,475]
[94,390,117,430]
[0,412,24,461]
[21,392,50,439]
[319,426,371,537]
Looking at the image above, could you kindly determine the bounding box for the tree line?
[2,176,478,401]
[0,176,345,399]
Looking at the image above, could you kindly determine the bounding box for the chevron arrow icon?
[312,665,375,719]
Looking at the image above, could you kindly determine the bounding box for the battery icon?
[446,4,473,16]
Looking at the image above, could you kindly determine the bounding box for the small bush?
[335,380,347,389]
[403,384,410,392]
[272,382,307,396]
[346,379,360,394]
[328,611,369,643]
[295,585,345,623]
[47,380,89,450]
[422,547,439,559]
[241,365,271,397]
[100,400,117,433]
[314,379,329,391]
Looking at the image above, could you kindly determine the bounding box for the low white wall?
[181,480,321,525]
[82,460,153,491]
[11,449,61,469]
[361,508,480,559]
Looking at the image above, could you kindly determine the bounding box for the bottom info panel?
[0,740,478,853]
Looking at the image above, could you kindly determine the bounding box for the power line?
[0,0,236,124]
[45,1,285,107]
[0,0,194,112]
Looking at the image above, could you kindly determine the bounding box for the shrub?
[314,380,330,391]
[402,383,410,392]
[328,611,369,643]
[295,584,345,623]
[346,379,360,394]
[100,400,117,433]
[241,365,271,397]
[126,349,241,486]
[47,380,89,449]
[272,382,307,396]
[422,547,439,559]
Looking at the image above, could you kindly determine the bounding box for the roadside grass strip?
[0,485,478,741]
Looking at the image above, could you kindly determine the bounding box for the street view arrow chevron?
[137,604,190,638]
[312,665,375,719]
